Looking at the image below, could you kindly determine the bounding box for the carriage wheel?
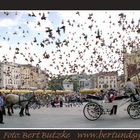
[83,102,102,121]
[127,103,140,119]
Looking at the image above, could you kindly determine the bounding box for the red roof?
[96,71,118,76]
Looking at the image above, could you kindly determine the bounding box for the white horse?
[4,93,40,117]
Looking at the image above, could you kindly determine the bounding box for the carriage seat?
[86,95,103,100]
[114,95,129,101]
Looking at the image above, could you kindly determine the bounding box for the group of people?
[102,78,139,115]
[96,77,139,102]
[86,77,140,115]
[108,77,139,103]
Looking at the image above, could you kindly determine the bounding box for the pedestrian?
[125,78,138,102]
[107,89,117,115]
[108,89,115,102]
[0,92,5,124]
[59,95,63,107]
[99,90,105,99]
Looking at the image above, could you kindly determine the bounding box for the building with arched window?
[96,71,118,90]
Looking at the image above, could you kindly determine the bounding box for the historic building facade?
[0,62,21,89]
[96,71,118,90]
[123,48,140,87]
[0,62,48,90]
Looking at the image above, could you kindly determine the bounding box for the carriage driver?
[0,92,5,124]
[124,78,139,102]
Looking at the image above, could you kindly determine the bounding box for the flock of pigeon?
[0,11,140,80]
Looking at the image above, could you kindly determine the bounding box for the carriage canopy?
[80,88,100,94]
[0,89,72,94]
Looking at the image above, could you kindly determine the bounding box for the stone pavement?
[0,103,140,128]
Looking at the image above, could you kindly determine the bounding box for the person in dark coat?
[0,92,5,124]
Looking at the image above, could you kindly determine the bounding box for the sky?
[0,10,140,77]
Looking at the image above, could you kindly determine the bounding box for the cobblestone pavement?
[0,102,140,129]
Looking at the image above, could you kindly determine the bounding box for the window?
[4,79,6,84]
[80,81,84,88]
[85,82,89,86]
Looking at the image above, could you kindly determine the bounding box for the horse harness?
[18,95,21,106]
[18,95,31,106]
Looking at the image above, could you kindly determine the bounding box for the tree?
[73,80,80,92]
[47,77,64,92]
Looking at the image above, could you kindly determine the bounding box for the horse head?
[28,94,41,106]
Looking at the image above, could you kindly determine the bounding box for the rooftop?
[96,71,118,76]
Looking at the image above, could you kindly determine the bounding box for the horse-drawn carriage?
[83,93,140,121]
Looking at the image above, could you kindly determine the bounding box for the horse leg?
[7,106,12,116]
[10,104,14,114]
[19,107,24,117]
[25,104,30,116]
[80,101,82,106]
[2,106,6,115]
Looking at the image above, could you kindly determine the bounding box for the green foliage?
[47,78,64,91]
[73,80,80,92]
